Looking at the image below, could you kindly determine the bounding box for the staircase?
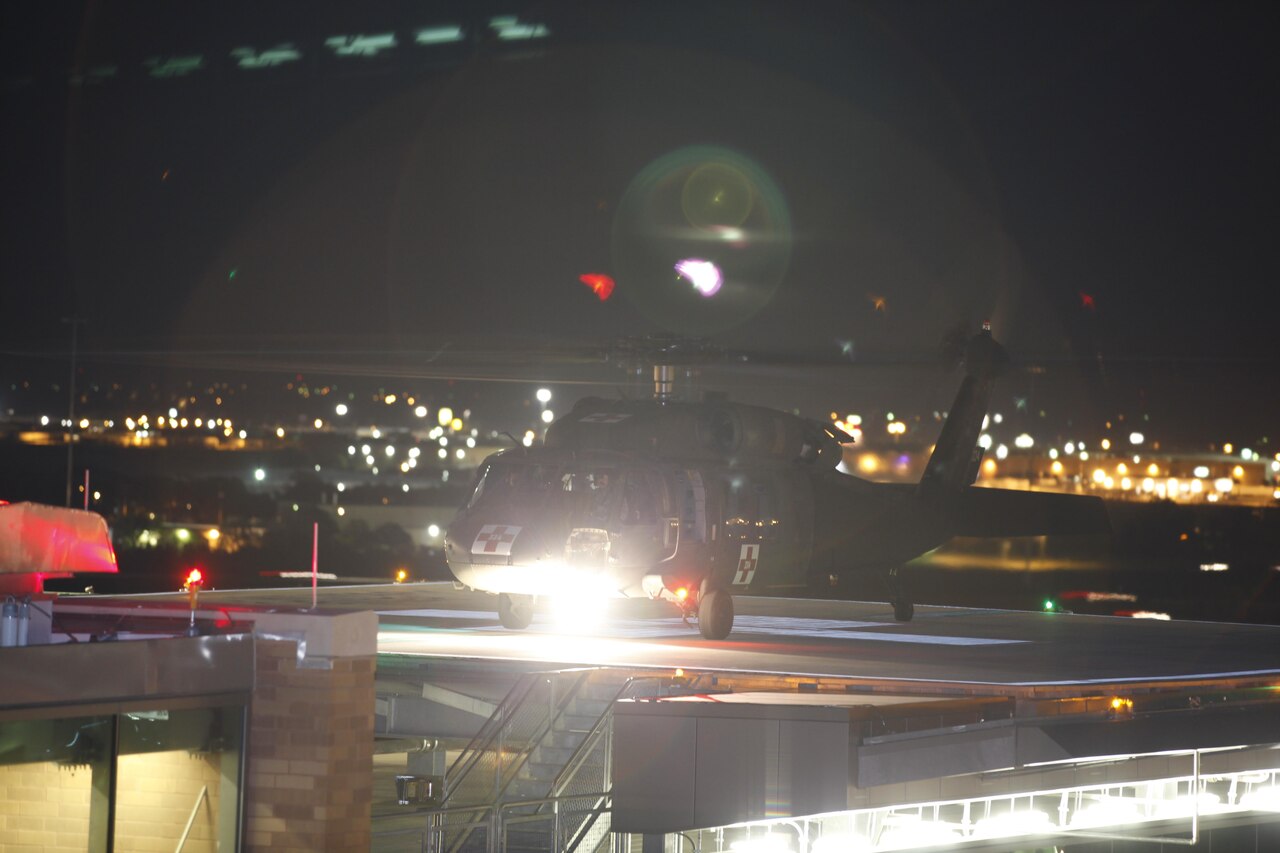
[433,668,635,853]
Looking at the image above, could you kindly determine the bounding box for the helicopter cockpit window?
[466,461,493,509]
[468,461,622,512]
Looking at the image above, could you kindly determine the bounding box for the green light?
[1043,599,1055,611]
[228,268,238,280]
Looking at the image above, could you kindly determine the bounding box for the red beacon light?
[578,273,615,302]
[183,567,206,635]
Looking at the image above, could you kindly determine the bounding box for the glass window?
[0,704,244,853]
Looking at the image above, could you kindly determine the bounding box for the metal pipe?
[173,785,209,853]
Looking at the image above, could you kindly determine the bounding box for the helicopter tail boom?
[947,486,1110,538]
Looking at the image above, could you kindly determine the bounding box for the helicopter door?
[612,469,668,566]
[723,473,790,590]
[675,470,707,544]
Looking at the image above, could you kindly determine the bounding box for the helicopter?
[443,325,1109,639]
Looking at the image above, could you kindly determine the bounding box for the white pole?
[312,522,319,609]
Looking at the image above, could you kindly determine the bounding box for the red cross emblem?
[733,544,759,586]
[472,524,521,556]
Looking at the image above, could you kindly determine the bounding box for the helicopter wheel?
[893,597,914,622]
[497,593,534,630]
[698,586,734,640]
[885,567,914,623]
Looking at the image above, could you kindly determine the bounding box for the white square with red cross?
[732,543,759,585]
[472,524,522,556]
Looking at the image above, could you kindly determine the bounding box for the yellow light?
[1050,460,1064,476]
[314,418,323,429]
[276,427,285,438]
[858,454,880,474]
[395,568,408,583]
[674,668,685,678]
[385,394,396,405]
[1110,696,1133,712]
[1232,465,1244,479]
[450,417,463,431]
[205,528,220,542]
[1146,463,1160,476]
[1224,442,1234,454]
[1100,438,1111,450]
[438,407,454,427]
[1121,477,1132,490]
[982,458,997,476]
[1092,468,1107,484]
[1116,462,1129,476]
[676,587,689,601]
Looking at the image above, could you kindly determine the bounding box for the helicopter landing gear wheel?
[698,586,734,640]
[884,566,914,622]
[497,593,534,630]
[893,597,914,622]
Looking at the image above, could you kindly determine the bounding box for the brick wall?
[116,750,223,852]
[243,639,376,851]
[0,750,221,852]
[0,760,90,853]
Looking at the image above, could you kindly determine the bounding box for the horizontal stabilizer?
[948,487,1110,538]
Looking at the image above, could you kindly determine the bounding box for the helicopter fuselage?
[444,397,953,611]
[444,331,1108,638]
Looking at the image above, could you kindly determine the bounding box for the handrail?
[422,788,611,850]
[431,668,670,853]
[548,675,665,800]
[441,669,595,853]
[444,671,542,791]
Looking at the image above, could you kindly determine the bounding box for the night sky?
[2,1,1277,444]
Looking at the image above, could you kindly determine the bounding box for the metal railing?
[444,669,592,808]
[423,671,668,853]
[538,676,667,853]
[419,793,616,853]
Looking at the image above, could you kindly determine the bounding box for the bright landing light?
[674,258,723,297]
[547,588,610,633]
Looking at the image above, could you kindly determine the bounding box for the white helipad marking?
[378,608,503,620]
[728,615,1024,645]
[377,609,1024,645]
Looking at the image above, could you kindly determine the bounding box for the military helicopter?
[444,325,1109,639]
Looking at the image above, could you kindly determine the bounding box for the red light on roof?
[579,273,615,302]
[185,567,204,588]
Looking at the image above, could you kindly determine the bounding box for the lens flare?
[612,145,791,334]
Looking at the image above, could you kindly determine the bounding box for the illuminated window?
[489,15,551,40]
[324,33,398,58]
[143,55,205,78]
[230,44,302,69]
[415,25,465,45]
